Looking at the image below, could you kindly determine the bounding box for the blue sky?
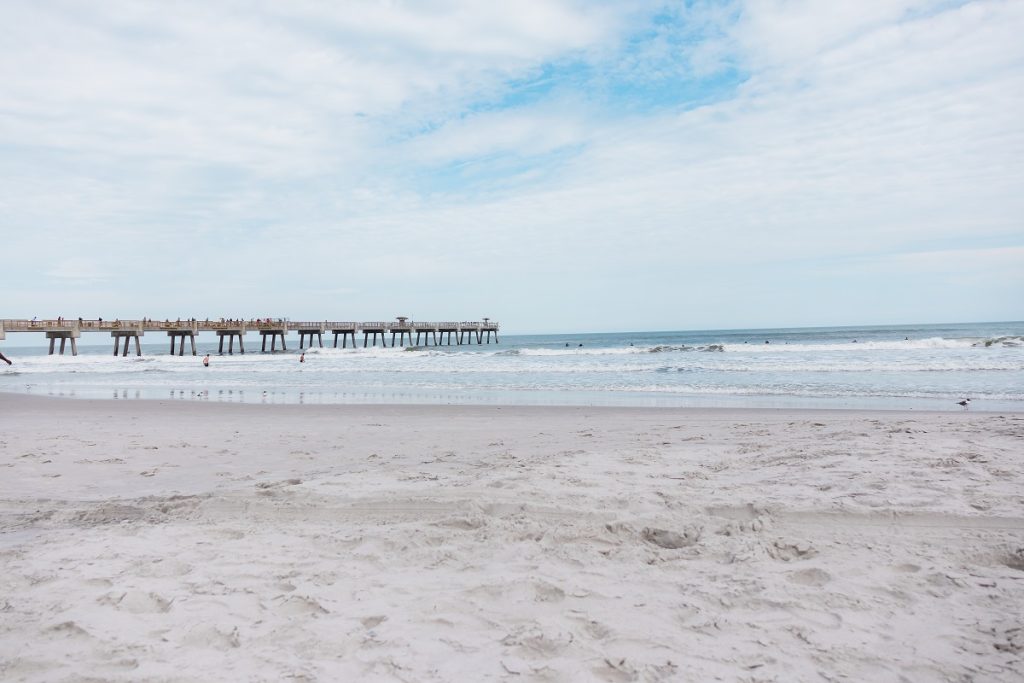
[1,0,1021,333]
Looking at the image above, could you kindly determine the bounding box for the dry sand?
[0,394,1022,681]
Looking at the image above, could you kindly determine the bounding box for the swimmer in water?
[202,354,210,367]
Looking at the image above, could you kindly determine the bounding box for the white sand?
[1,394,1022,681]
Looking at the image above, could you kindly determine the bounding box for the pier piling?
[45,330,80,356]
[0,318,499,357]
[332,329,357,348]
[297,324,325,350]
[167,331,197,356]
[111,330,143,357]
[216,330,245,355]
[260,330,287,352]
[363,326,387,348]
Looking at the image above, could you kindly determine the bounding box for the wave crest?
[980,336,1024,348]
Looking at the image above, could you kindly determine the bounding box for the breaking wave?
[3,322,1022,410]
[980,336,1024,348]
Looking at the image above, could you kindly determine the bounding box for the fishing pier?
[0,318,499,357]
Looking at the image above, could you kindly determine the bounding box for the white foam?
[720,337,987,353]
[5,327,1023,410]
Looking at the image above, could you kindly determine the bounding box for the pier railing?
[2,318,499,332]
[1,317,499,355]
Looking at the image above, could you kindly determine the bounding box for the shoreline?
[2,391,1022,680]
[3,390,1021,416]
[3,319,1022,414]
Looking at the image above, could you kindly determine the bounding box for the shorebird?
[957,399,970,410]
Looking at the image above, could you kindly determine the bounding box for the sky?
[1,0,1022,334]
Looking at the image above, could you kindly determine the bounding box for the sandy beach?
[0,394,1021,681]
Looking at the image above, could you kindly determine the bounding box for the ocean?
[1,322,1022,411]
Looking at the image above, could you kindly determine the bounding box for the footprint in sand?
[577,618,612,640]
[433,516,486,531]
[45,621,92,639]
[642,526,701,549]
[361,615,387,629]
[786,567,832,586]
[98,590,172,613]
[766,539,817,562]
[181,624,240,650]
[1000,546,1024,571]
[593,658,643,683]
[500,626,573,656]
[135,559,193,578]
[533,581,565,603]
[273,594,328,616]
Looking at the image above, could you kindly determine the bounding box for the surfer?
[0,350,11,365]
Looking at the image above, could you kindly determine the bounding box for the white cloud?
[0,2,619,159]
[399,106,589,172]
[43,257,112,283]
[870,245,1024,275]
[1,1,1022,330]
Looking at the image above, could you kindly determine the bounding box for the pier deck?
[0,318,499,356]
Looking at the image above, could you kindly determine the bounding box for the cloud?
[1,1,1021,330]
[43,257,112,283]
[867,245,1024,277]
[0,1,620,168]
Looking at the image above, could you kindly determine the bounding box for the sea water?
[1,322,1022,411]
